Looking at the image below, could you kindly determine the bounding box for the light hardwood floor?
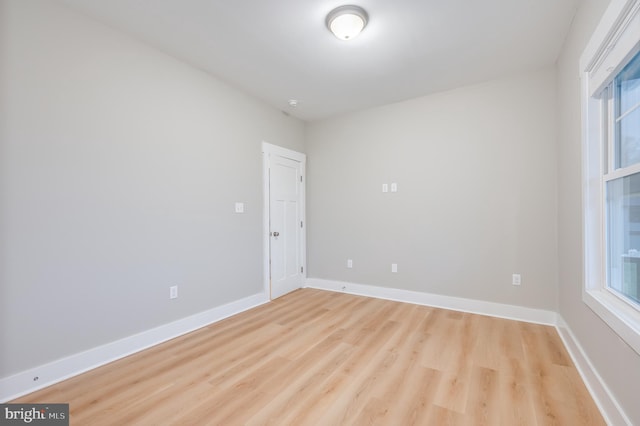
[13,288,605,425]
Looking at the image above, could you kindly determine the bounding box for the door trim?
[262,142,306,299]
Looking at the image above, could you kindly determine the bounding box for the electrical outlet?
[170,285,178,299]
[347,259,353,268]
[391,263,398,273]
[512,274,521,286]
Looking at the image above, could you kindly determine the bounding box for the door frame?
[262,141,306,299]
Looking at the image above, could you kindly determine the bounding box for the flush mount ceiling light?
[326,5,368,41]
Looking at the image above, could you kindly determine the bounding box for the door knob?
[272,232,280,237]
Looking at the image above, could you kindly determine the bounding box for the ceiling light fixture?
[326,5,368,41]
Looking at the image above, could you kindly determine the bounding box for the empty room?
[1,0,639,424]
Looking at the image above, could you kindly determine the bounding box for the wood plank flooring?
[13,288,605,425]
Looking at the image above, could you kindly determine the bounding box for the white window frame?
[581,0,640,355]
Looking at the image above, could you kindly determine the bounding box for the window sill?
[583,288,640,355]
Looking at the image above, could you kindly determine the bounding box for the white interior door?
[263,143,305,299]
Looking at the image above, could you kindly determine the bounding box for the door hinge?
[300,221,303,228]
[300,175,303,182]
[301,266,304,273]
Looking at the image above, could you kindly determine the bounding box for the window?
[582,0,640,355]
[606,51,640,307]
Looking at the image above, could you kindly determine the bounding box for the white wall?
[557,0,640,423]
[0,0,304,378]
[306,68,558,310]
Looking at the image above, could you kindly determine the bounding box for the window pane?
[607,172,640,305]
[617,50,640,113]
[617,107,640,167]
[615,50,640,169]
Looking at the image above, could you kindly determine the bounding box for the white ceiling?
[59,0,581,122]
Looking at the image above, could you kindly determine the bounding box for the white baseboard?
[556,316,631,426]
[306,278,557,325]
[0,292,269,402]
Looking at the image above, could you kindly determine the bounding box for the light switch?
[382,184,389,193]
[235,202,244,213]
[512,274,521,286]
[391,183,398,192]
[347,259,353,268]
[391,263,398,273]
